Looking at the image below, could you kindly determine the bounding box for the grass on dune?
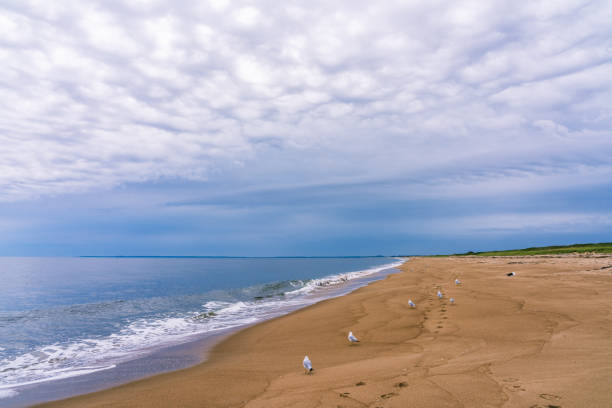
[449,242,612,256]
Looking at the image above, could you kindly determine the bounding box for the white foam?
[0,317,224,389]
[0,304,293,390]
[217,301,249,314]
[0,389,19,399]
[285,259,404,297]
[0,366,116,390]
[202,300,233,310]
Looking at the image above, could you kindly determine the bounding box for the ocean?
[0,256,403,406]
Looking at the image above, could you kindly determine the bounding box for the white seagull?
[303,355,313,374]
[408,299,416,308]
[348,331,359,343]
[437,290,443,299]
[455,278,461,285]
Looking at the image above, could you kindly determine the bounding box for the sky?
[0,0,611,256]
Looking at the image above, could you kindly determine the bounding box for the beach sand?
[36,256,612,407]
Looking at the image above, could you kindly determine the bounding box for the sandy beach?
[36,256,612,408]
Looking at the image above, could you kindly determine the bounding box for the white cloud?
[233,6,261,27]
[235,56,271,85]
[0,0,611,202]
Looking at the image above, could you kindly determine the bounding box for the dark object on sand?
[506,272,516,277]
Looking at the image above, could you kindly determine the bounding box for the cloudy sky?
[1,0,611,256]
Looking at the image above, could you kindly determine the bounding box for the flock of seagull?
[302,270,518,373]
[302,275,468,374]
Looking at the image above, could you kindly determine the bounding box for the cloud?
[0,0,611,202]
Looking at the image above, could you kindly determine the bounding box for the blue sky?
[0,0,611,256]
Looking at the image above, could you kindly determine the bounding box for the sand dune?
[37,256,612,407]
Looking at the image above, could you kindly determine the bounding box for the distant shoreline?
[78,255,393,258]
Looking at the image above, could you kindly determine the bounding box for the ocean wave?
[0,315,225,389]
[0,259,403,391]
[0,365,115,390]
[284,259,405,297]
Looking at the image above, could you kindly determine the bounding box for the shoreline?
[35,255,612,407]
[9,261,404,408]
[7,327,233,408]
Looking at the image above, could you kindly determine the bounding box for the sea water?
[0,257,402,406]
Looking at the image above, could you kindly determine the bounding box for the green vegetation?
[450,242,612,256]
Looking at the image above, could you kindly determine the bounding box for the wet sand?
[36,256,612,407]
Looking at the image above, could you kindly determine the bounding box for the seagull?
[303,355,313,374]
[455,278,461,285]
[507,272,516,277]
[449,297,455,304]
[408,299,416,308]
[437,290,443,299]
[348,331,359,344]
